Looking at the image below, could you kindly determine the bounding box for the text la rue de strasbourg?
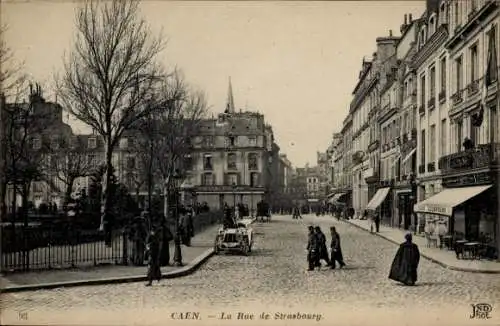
[170,311,323,322]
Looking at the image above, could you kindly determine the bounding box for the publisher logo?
[470,303,493,319]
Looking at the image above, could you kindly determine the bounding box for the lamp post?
[172,169,184,267]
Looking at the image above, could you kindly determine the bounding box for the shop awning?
[402,148,417,164]
[413,185,493,216]
[328,192,347,204]
[365,187,391,211]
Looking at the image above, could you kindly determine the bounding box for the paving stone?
[1,215,498,317]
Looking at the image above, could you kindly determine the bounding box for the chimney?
[404,14,408,25]
[409,14,413,23]
[389,30,393,37]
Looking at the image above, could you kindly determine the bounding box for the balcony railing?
[418,105,425,115]
[438,143,500,174]
[428,97,436,110]
[438,90,446,103]
[418,164,426,174]
[451,90,463,105]
[467,80,480,96]
[427,162,436,172]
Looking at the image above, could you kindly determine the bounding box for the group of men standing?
[306,225,346,271]
[305,220,421,286]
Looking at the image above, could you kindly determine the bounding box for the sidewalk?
[0,218,254,293]
[344,218,500,274]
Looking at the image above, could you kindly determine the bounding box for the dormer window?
[429,15,436,35]
[440,3,447,25]
[419,28,426,49]
[88,137,97,149]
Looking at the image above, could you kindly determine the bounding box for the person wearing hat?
[388,233,421,286]
[330,226,345,269]
[306,226,319,271]
[314,226,330,268]
[145,228,162,286]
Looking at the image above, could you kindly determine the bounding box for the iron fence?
[1,211,222,273]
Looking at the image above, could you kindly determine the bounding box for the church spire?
[225,76,235,114]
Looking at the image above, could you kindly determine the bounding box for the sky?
[2,1,424,168]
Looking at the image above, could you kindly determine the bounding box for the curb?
[0,248,215,294]
[344,220,500,274]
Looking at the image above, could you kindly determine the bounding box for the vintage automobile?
[214,221,253,255]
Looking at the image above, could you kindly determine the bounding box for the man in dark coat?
[159,215,173,266]
[330,226,346,269]
[374,213,381,233]
[306,226,319,271]
[314,226,330,267]
[145,229,162,286]
[389,233,420,286]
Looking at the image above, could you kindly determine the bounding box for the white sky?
[2,1,425,167]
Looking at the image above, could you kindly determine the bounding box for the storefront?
[413,184,497,244]
[395,189,413,230]
[365,187,391,223]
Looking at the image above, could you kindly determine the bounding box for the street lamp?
[172,169,184,267]
[232,182,237,218]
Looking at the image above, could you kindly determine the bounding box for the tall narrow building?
[189,80,278,214]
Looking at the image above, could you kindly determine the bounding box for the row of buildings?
[1,80,295,215]
[326,0,499,251]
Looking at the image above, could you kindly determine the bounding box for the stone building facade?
[328,0,500,255]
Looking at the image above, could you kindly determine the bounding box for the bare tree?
[3,85,55,224]
[57,0,166,231]
[0,24,27,100]
[130,116,161,211]
[152,72,208,217]
[0,24,28,221]
[48,136,92,207]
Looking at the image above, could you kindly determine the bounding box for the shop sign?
[424,205,451,216]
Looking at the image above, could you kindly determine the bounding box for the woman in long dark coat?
[145,229,162,286]
[330,226,346,269]
[314,226,330,267]
[389,233,420,286]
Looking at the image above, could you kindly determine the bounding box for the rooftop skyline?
[2,1,425,167]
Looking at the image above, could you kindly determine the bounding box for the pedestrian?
[129,213,147,266]
[159,215,173,266]
[306,226,319,271]
[374,213,381,233]
[145,229,162,286]
[329,226,346,269]
[388,233,420,286]
[314,226,330,267]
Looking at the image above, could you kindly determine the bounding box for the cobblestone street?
[1,215,499,325]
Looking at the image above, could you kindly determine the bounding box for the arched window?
[419,27,427,49]
[429,14,436,35]
[440,3,447,25]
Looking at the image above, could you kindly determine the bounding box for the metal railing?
[1,211,221,273]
